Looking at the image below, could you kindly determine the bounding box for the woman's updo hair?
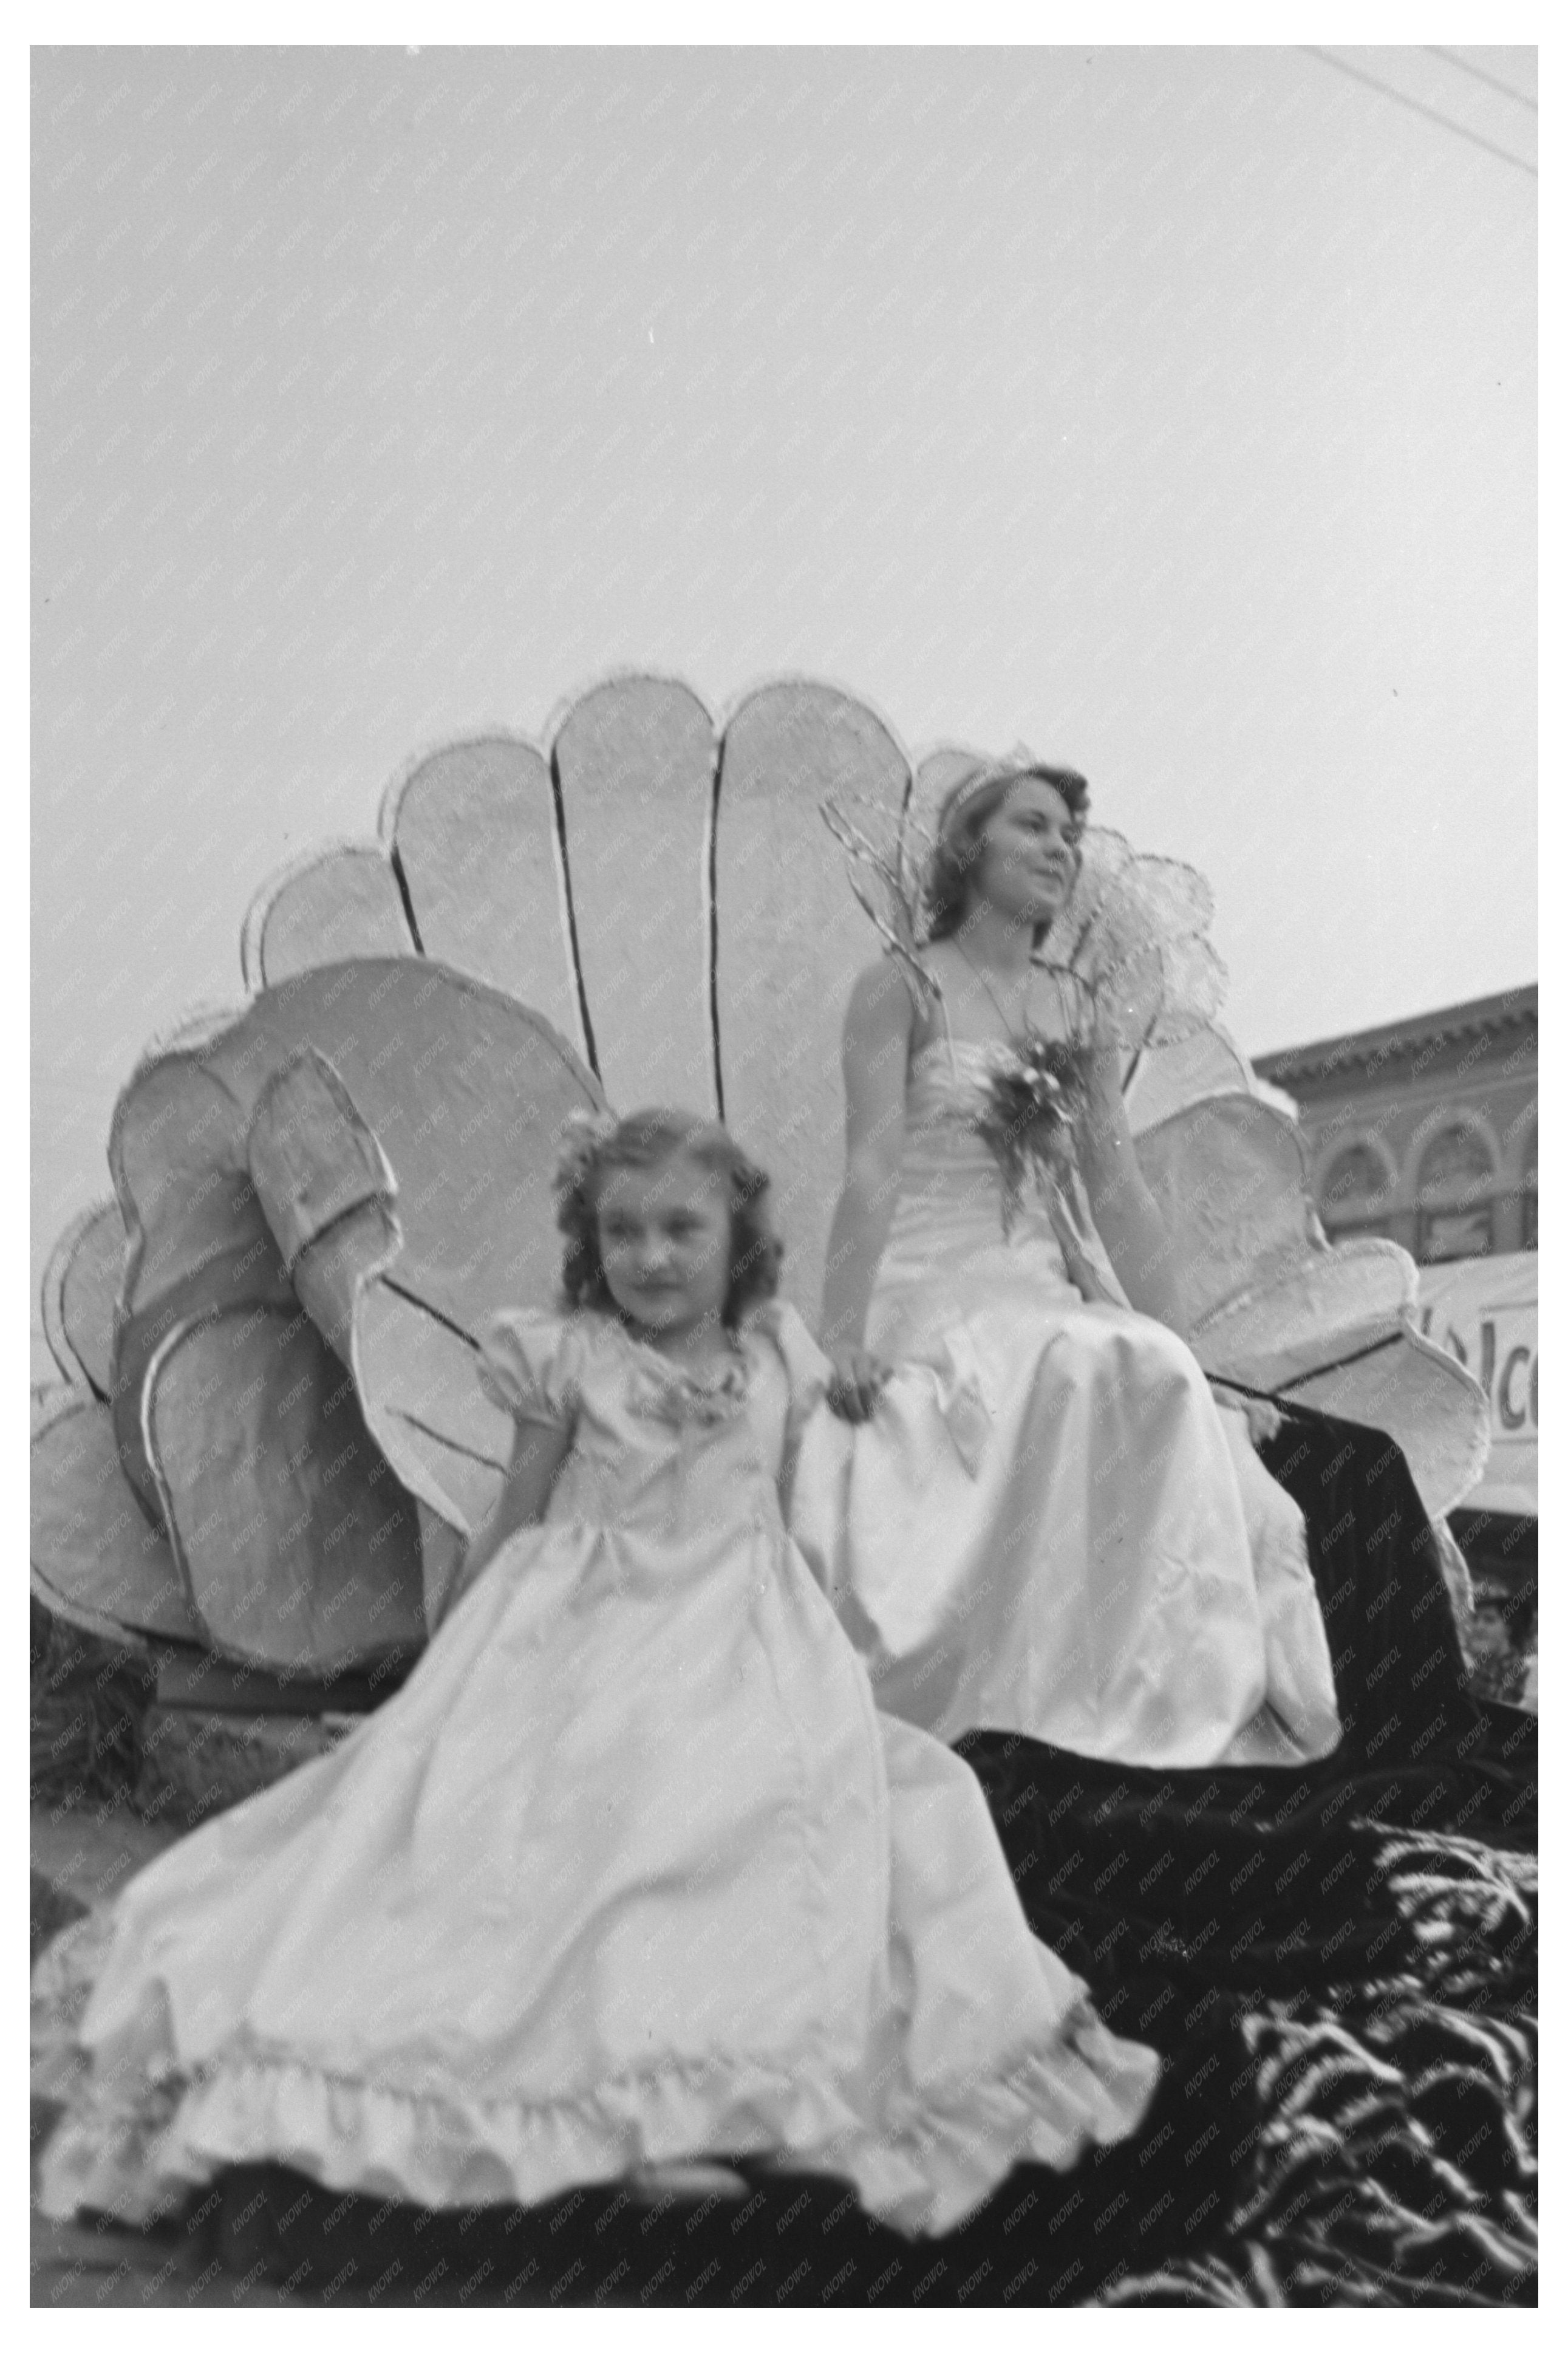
[554,1107,784,1328]
[924,761,1090,942]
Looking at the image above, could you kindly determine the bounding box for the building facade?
[1254,985,1538,1672]
[1252,985,1538,1267]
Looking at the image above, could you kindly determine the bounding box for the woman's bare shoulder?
[844,953,922,1030]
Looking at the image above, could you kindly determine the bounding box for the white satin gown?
[33,1302,1157,2240]
[792,1036,1343,1771]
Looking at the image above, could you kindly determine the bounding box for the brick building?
[1253,985,1538,1677]
[1252,985,1538,1266]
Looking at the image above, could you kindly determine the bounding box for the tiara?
[935,743,1092,838]
[938,745,1046,830]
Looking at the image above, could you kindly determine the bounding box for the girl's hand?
[827,1347,893,1422]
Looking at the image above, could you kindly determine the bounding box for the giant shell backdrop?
[32,675,1489,1678]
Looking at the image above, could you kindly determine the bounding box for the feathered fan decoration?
[819,790,1227,1057]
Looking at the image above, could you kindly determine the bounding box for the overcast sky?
[31,43,1536,1368]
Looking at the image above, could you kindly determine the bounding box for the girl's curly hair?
[924,762,1091,942]
[555,1107,784,1328]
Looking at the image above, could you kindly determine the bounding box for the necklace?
[952,935,1035,1044]
[617,1319,749,1429]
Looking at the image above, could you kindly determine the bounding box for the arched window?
[1417,1122,1496,1263]
[1321,1141,1388,1213]
[1318,1139,1395,1240]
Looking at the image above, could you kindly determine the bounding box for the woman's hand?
[826,1347,893,1423]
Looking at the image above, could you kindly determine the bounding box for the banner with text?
[1418,1251,1537,1516]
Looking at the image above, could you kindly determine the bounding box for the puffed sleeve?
[476,1309,583,1429]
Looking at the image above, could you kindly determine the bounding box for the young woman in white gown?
[33,1108,1158,2242]
[797,756,1342,1772]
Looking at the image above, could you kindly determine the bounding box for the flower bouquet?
[972,1030,1094,1234]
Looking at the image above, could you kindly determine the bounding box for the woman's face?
[596,1153,732,1339]
[969,777,1079,928]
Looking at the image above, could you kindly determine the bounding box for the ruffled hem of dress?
[34,1921,1156,2241]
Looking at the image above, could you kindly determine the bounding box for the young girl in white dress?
[799,754,1342,1771]
[33,1107,1158,2243]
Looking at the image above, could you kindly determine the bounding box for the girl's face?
[969,777,1079,928]
[595,1154,733,1340]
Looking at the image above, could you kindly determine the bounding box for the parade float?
[31,674,1490,1812]
[32,677,1539,2311]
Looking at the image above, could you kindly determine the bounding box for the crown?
[938,744,1051,833]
